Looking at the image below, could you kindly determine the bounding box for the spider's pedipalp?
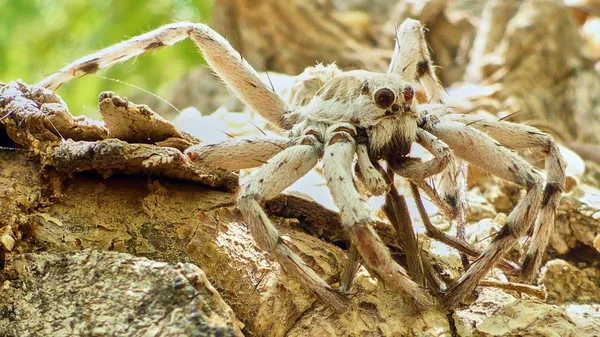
[390,128,451,181]
[423,119,551,307]
[38,23,293,129]
[322,124,432,311]
[355,143,388,196]
[237,138,348,312]
[185,136,293,170]
[389,127,462,222]
[441,113,566,280]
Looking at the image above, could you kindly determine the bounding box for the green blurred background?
[0,0,214,118]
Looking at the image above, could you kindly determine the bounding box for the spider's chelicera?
[37,19,566,312]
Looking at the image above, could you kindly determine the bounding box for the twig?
[478,280,547,300]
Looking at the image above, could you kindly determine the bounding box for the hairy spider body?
[38,19,565,312]
[289,71,419,156]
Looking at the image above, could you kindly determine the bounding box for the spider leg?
[389,129,459,224]
[340,245,360,294]
[38,23,294,129]
[418,105,473,271]
[386,128,470,289]
[237,133,348,312]
[388,19,471,267]
[388,19,446,104]
[390,129,451,181]
[321,123,433,311]
[422,119,550,308]
[408,181,521,275]
[185,136,293,170]
[390,136,521,276]
[342,144,388,293]
[354,143,388,196]
[383,184,426,286]
[350,148,435,293]
[440,113,566,280]
[352,149,431,290]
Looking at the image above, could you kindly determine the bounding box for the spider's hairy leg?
[388,19,446,104]
[354,143,388,196]
[352,144,429,290]
[38,23,293,129]
[441,114,566,281]
[409,180,521,274]
[387,128,470,286]
[389,19,470,266]
[383,185,426,286]
[237,134,347,312]
[389,128,457,220]
[321,124,433,311]
[389,128,452,181]
[420,106,471,270]
[422,120,546,308]
[340,245,360,294]
[435,156,470,272]
[185,136,293,170]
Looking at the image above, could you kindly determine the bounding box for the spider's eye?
[403,86,414,102]
[374,88,395,108]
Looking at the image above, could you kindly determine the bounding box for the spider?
[38,19,566,312]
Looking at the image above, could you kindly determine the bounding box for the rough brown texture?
[2,81,599,336]
[47,138,236,189]
[3,1,600,335]
[98,91,198,150]
[473,300,588,337]
[0,150,454,336]
[553,184,600,255]
[212,0,389,75]
[0,81,237,191]
[1,84,456,335]
[0,250,244,337]
[541,259,600,304]
[465,0,600,145]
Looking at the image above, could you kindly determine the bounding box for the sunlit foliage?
[0,0,213,117]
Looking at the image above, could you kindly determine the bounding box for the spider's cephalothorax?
[291,70,419,160]
[38,19,566,312]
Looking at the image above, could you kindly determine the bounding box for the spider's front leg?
[236,132,348,312]
[420,117,565,308]
[185,136,293,170]
[390,19,470,263]
[39,23,294,130]
[388,127,460,225]
[322,123,433,311]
